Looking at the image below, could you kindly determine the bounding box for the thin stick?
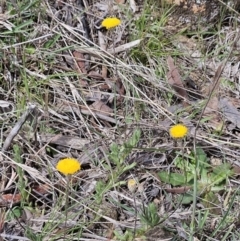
[63,175,71,239]
[132,193,137,241]
[2,104,36,152]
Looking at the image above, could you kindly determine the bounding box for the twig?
[2,104,36,152]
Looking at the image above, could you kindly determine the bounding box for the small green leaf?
[211,163,234,185]
[122,162,136,172]
[95,180,105,194]
[174,156,195,173]
[25,47,36,54]
[158,171,193,186]
[109,143,120,164]
[199,167,209,185]
[196,147,208,168]
[125,129,141,148]
[140,203,160,228]
[44,34,61,48]
[179,193,194,204]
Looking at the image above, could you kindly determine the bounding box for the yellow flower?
[56,158,81,175]
[128,179,137,193]
[169,124,188,139]
[101,17,121,30]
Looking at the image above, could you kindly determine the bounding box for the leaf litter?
[0,0,240,240]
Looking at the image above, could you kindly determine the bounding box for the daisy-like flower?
[127,179,137,193]
[101,17,121,30]
[169,124,188,139]
[56,158,81,175]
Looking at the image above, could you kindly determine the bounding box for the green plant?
[108,129,140,171]
[114,229,134,241]
[130,1,173,63]
[140,202,160,228]
[13,145,29,204]
[95,129,140,204]
[158,147,234,205]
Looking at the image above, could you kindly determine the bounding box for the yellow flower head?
[101,17,121,30]
[169,124,188,139]
[127,179,137,193]
[56,158,81,175]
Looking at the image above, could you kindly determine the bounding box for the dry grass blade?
[108,39,142,54]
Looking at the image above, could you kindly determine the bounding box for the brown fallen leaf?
[192,4,205,14]
[232,164,240,176]
[202,64,224,130]
[219,97,240,129]
[99,83,111,91]
[38,134,90,151]
[72,50,87,74]
[32,184,50,195]
[167,56,189,104]
[203,96,219,115]
[90,100,113,116]
[115,0,125,3]
[116,77,125,95]
[165,186,192,194]
[202,96,223,130]
[0,193,21,206]
[116,77,125,105]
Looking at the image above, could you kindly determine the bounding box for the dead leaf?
[202,96,223,130]
[0,193,21,205]
[204,96,219,115]
[116,78,125,105]
[116,78,125,96]
[115,0,125,3]
[99,83,111,91]
[38,134,90,151]
[72,50,87,74]
[90,100,113,116]
[202,64,224,129]
[232,164,240,176]
[33,184,50,195]
[165,186,191,194]
[207,64,223,96]
[167,56,189,103]
[219,98,240,128]
[192,4,205,14]
[78,79,88,88]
